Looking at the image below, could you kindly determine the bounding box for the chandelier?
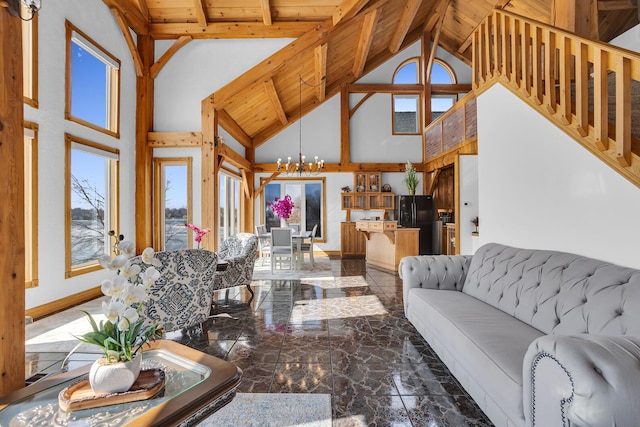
[5,0,42,21]
[277,76,325,176]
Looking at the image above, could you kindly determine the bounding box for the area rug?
[252,256,335,282]
[196,393,332,427]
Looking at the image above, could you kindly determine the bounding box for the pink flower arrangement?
[268,195,294,219]
[185,223,211,248]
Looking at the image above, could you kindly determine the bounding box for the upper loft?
[104,0,639,148]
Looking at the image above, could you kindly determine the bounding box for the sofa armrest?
[398,255,472,314]
[523,334,640,427]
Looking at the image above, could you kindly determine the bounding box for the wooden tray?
[58,368,165,412]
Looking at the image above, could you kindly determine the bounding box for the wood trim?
[148,131,202,147]
[22,14,38,108]
[25,287,103,321]
[389,0,422,54]
[353,9,379,78]
[218,143,252,170]
[424,138,478,172]
[23,121,39,289]
[264,78,288,125]
[110,7,143,77]
[314,44,328,102]
[261,0,272,25]
[150,36,192,79]
[153,158,193,250]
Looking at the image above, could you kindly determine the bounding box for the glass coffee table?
[0,340,242,426]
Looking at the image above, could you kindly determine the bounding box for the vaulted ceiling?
[105,0,638,150]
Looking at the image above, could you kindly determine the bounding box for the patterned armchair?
[130,249,218,332]
[214,233,258,302]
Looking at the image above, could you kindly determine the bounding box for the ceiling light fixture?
[277,75,325,176]
[4,0,42,21]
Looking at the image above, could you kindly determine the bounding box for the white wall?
[24,0,138,309]
[477,84,640,268]
[458,155,478,254]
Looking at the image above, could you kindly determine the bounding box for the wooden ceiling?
[105,0,639,149]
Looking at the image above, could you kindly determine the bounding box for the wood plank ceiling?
[106,0,638,151]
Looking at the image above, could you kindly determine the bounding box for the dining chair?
[288,223,300,234]
[299,224,318,266]
[270,227,294,272]
[255,224,271,265]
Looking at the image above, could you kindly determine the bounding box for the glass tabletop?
[0,349,210,427]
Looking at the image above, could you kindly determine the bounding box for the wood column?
[243,147,255,233]
[0,9,26,395]
[340,85,350,165]
[135,35,154,251]
[201,96,218,250]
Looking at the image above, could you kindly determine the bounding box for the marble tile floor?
[25,257,493,427]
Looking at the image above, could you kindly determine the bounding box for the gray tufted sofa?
[399,242,640,427]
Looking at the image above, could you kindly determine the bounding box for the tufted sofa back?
[462,243,640,335]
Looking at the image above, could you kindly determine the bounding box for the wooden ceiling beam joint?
[261,0,273,25]
[264,78,288,126]
[150,36,193,79]
[110,7,144,77]
[193,0,208,28]
[314,44,328,102]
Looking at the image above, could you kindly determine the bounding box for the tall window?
[154,158,192,250]
[24,122,38,288]
[219,171,242,245]
[263,178,325,241]
[430,59,458,120]
[65,21,120,137]
[22,11,38,107]
[392,58,421,134]
[65,134,119,277]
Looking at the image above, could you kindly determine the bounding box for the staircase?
[472,10,640,188]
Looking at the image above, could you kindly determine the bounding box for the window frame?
[64,133,120,278]
[153,157,193,251]
[22,11,38,108]
[218,168,243,245]
[260,177,326,243]
[392,57,422,135]
[430,59,459,120]
[24,121,38,288]
[65,20,121,138]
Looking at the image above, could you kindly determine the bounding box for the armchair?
[130,249,218,332]
[213,233,258,304]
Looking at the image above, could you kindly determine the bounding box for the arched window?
[392,58,421,134]
[430,59,458,120]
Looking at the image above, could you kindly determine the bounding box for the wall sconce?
[3,0,42,21]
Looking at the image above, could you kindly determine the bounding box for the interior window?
[22,11,38,107]
[153,158,192,251]
[24,123,38,288]
[263,178,325,241]
[65,21,120,137]
[219,171,242,245]
[392,58,421,135]
[430,60,458,120]
[65,134,119,277]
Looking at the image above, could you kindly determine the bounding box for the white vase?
[280,218,289,228]
[88,353,142,395]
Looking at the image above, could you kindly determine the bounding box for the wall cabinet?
[342,172,394,214]
[340,222,366,258]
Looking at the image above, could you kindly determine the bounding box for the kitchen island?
[355,220,419,271]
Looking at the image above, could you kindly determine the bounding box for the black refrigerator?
[395,195,436,255]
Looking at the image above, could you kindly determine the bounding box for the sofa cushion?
[407,287,544,424]
[462,243,640,336]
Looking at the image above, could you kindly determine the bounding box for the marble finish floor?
[25,257,493,427]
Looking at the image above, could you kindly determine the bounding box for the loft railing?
[472,9,640,187]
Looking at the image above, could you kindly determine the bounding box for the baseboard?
[26,286,102,320]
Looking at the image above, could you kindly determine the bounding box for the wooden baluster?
[512,18,521,88]
[521,21,531,96]
[575,42,589,136]
[593,47,609,150]
[501,12,511,82]
[531,26,543,105]
[544,31,557,114]
[559,35,572,125]
[615,55,631,166]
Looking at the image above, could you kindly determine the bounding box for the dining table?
[259,230,311,269]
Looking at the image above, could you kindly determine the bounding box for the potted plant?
[403,161,420,195]
[76,233,163,395]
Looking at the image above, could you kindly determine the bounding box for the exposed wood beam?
[349,83,423,93]
[314,44,328,102]
[256,172,281,196]
[193,0,208,27]
[217,109,253,148]
[134,0,150,22]
[598,0,636,9]
[0,7,26,395]
[425,0,450,84]
[150,36,192,79]
[353,9,379,78]
[218,143,252,170]
[340,85,351,165]
[253,162,416,173]
[458,0,511,55]
[426,168,441,195]
[389,0,422,54]
[240,169,251,198]
[350,92,374,117]
[110,8,144,77]
[149,21,318,40]
[333,0,370,26]
[261,0,273,25]
[553,0,591,38]
[148,131,202,147]
[263,78,288,126]
[424,0,448,32]
[431,83,473,93]
[201,95,218,250]
[102,0,148,35]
